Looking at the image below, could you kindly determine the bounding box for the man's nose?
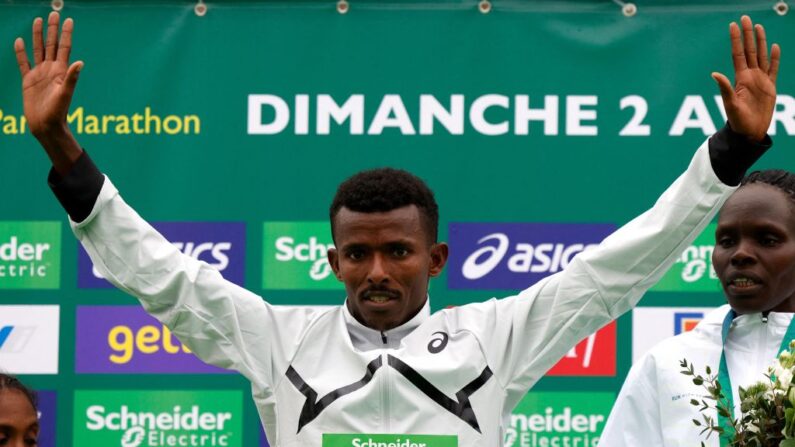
[367,253,389,284]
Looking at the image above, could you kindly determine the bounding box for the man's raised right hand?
[15,11,84,174]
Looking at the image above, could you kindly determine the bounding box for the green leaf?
[785,407,795,437]
[694,377,704,386]
[780,439,795,447]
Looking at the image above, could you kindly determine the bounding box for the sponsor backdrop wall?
[1,1,794,446]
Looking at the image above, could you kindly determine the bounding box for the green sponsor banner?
[505,391,613,447]
[0,221,60,289]
[262,221,342,290]
[73,390,243,447]
[653,223,721,292]
[323,434,457,447]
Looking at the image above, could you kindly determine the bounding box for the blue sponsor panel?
[37,391,56,447]
[447,223,616,290]
[78,222,246,288]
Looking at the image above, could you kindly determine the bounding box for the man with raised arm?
[14,13,780,447]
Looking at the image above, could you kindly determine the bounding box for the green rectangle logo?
[0,221,61,289]
[323,434,457,447]
[262,222,343,290]
[652,223,720,292]
[73,390,242,447]
[506,391,613,447]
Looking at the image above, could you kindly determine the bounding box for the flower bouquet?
[681,341,795,446]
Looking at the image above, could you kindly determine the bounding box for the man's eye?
[347,250,364,260]
[717,237,734,248]
[392,247,409,257]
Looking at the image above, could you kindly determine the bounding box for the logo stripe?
[387,355,492,433]
[287,356,383,433]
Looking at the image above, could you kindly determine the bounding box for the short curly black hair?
[741,169,795,204]
[0,372,37,411]
[329,168,439,243]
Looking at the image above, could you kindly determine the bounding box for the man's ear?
[429,242,449,277]
[327,247,343,281]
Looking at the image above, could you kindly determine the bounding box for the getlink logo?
[78,222,245,288]
[76,306,229,374]
[447,223,615,290]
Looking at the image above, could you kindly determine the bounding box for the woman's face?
[712,183,795,314]
[0,389,38,447]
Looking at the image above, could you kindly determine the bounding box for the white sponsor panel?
[632,306,716,363]
[0,305,60,374]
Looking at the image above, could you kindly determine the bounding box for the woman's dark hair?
[0,373,37,410]
[741,169,795,202]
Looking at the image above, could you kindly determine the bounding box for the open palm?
[14,13,82,137]
[712,16,780,142]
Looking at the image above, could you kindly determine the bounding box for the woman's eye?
[761,236,780,246]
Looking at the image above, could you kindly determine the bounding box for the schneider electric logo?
[79,222,245,288]
[505,392,612,447]
[74,391,242,447]
[0,222,61,289]
[448,223,615,290]
[653,223,719,292]
[262,222,341,290]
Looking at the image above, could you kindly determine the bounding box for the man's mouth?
[361,289,400,303]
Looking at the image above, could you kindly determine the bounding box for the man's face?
[712,183,795,314]
[328,205,448,332]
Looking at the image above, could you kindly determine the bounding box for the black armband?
[47,150,105,223]
[708,123,771,186]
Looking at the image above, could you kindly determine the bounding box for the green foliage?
[681,345,795,446]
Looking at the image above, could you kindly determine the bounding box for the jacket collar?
[342,297,430,351]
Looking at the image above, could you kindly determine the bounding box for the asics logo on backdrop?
[91,241,231,279]
[462,234,510,279]
[461,232,597,280]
